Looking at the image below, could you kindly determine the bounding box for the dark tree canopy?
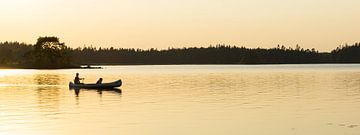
[69,45,322,65]
[35,36,65,50]
[0,38,359,69]
[26,36,72,68]
[331,43,360,63]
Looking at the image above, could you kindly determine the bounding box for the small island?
[0,36,78,69]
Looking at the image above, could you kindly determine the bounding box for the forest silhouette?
[0,37,359,68]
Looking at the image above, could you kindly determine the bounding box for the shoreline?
[1,63,360,69]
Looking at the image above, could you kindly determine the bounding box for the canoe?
[69,80,122,89]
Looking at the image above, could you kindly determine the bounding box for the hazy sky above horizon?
[0,0,359,51]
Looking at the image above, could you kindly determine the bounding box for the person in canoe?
[96,78,103,84]
[74,73,84,84]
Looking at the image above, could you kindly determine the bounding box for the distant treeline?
[71,43,360,65]
[0,39,360,68]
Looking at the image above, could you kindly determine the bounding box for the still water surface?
[0,65,360,135]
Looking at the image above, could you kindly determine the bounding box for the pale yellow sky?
[0,0,359,51]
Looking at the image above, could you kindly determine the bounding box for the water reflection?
[34,74,62,117]
[74,89,80,97]
[1,65,360,135]
[70,88,122,97]
[36,86,60,114]
[34,74,62,85]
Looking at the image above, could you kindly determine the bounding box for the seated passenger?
[96,78,103,84]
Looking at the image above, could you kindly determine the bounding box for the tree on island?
[26,36,73,68]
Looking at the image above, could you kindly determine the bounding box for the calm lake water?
[0,64,360,135]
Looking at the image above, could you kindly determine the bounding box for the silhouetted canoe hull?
[69,80,122,89]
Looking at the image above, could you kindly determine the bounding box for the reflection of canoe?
[69,80,122,89]
[72,88,122,96]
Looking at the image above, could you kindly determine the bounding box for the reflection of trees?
[34,74,61,85]
[36,86,61,117]
[34,74,62,117]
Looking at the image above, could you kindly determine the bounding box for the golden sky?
[0,0,359,51]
